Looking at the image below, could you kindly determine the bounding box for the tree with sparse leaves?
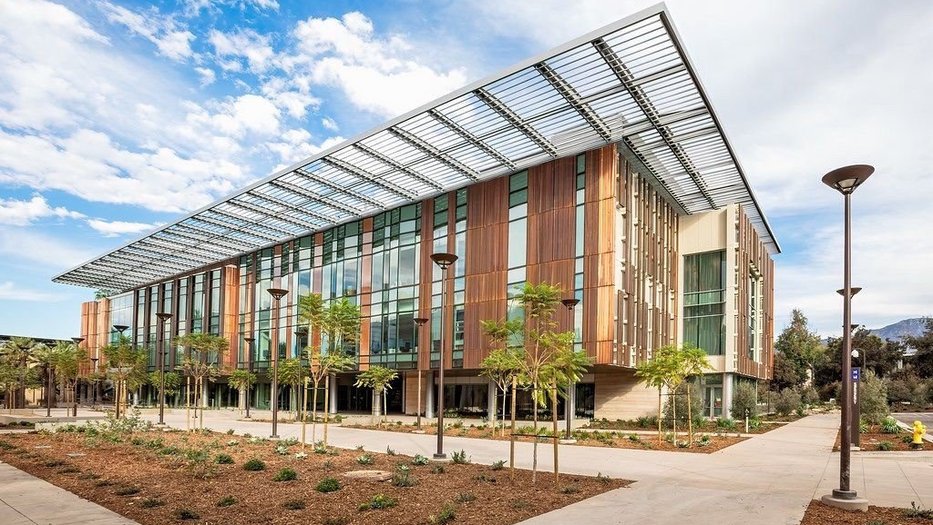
[175,333,228,430]
[478,324,524,437]
[101,335,147,418]
[354,365,398,426]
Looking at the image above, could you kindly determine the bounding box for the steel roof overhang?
[53,3,780,293]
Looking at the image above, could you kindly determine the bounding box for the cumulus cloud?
[86,218,159,237]
[0,194,84,226]
[208,28,275,73]
[195,66,216,86]
[101,2,195,62]
[321,116,339,131]
[0,281,66,302]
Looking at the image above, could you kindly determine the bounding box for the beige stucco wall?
[593,368,658,420]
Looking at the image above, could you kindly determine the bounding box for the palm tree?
[1,337,39,409]
[29,343,56,416]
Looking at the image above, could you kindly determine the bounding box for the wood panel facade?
[734,205,775,380]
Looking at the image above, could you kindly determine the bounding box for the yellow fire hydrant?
[913,421,927,449]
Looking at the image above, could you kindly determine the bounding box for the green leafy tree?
[774,309,824,389]
[816,328,904,390]
[859,370,889,424]
[732,382,759,420]
[175,333,228,430]
[905,319,933,378]
[541,335,591,478]
[0,337,40,408]
[354,365,398,426]
[101,335,147,418]
[148,371,181,401]
[299,294,360,445]
[228,368,257,414]
[276,357,303,420]
[479,319,524,437]
[636,348,672,444]
[51,341,86,417]
[680,345,712,445]
[28,342,56,414]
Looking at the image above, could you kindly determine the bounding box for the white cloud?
[101,2,195,62]
[208,28,275,73]
[0,281,65,302]
[0,227,95,270]
[282,12,468,118]
[195,67,216,86]
[321,116,338,131]
[86,218,159,237]
[181,0,279,17]
[0,194,84,226]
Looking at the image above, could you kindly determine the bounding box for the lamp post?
[155,313,172,426]
[267,287,289,439]
[820,164,873,511]
[71,337,84,417]
[838,289,862,448]
[430,252,458,459]
[561,298,580,440]
[244,337,255,420]
[112,324,129,419]
[413,317,429,430]
[296,326,308,426]
[90,357,99,408]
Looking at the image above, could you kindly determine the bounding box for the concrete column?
[238,387,246,410]
[424,371,435,419]
[566,382,576,427]
[201,382,208,408]
[328,373,337,414]
[722,373,734,419]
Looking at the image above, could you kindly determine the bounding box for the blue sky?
[0,0,931,339]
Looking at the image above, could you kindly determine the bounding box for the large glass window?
[506,171,528,346]
[683,250,726,355]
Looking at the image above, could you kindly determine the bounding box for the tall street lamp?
[413,317,429,430]
[155,312,173,426]
[71,337,84,417]
[561,298,580,440]
[111,324,129,418]
[267,287,289,439]
[430,252,457,459]
[90,356,99,408]
[244,337,255,420]
[820,164,873,511]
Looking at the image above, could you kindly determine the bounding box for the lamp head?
[835,287,862,297]
[561,298,580,310]
[112,324,129,334]
[71,337,85,344]
[413,317,429,326]
[821,164,874,195]
[267,288,289,300]
[155,312,173,322]
[430,252,458,270]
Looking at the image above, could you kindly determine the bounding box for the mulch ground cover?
[0,427,628,525]
[833,424,927,452]
[344,422,744,453]
[801,500,933,524]
[583,412,808,435]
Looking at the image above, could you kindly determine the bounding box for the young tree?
[101,335,147,419]
[680,345,712,446]
[300,295,361,445]
[906,318,933,378]
[52,341,86,417]
[148,371,181,405]
[0,337,39,408]
[228,369,257,417]
[354,366,398,426]
[774,309,824,388]
[175,333,228,430]
[636,345,681,445]
[276,357,303,420]
[542,337,591,480]
[479,319,524,437]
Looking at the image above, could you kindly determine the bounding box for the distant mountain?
[869,318,928,342]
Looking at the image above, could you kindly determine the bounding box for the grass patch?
[315,477,341,493]
[216,495,237,507]
[358,493,397,511]
[215,453,234,464]
[140,498,164,508]
[429,502,457,524]
[174,508,200,520]
[242,458,266,471]
[455,492,476,503]
[272,467,297,482]
[114,486,140,496]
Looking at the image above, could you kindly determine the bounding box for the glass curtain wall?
[573,154,585,348]
[683,250,726,355]
[370,204,421,369]
[430,195,448,369]
[506,171,528,346]
[452,189,467,368]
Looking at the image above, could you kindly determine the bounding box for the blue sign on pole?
[852,367,860,382]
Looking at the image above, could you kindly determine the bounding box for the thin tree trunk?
[501,385,508,438]
[509,376,517,481]
[551,381,559,483]
[186,376,191,432]
[323,377,330,446]
[672,384,677,446]
[657,389,662,445]
[311,379,319,444]
[532,381,538,484]
[687,383,694,447]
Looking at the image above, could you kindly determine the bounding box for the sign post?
[851,367,861,448]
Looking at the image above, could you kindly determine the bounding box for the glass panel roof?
[53,4,779,293]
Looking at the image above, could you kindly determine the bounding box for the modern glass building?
[55,5,778,421]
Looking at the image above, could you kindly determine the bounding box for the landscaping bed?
[0,426,628,524]
[834,427,925,452]
[801,500,933,524]
[343,422,745,453]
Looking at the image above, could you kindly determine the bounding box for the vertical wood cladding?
[221,265,239,369]
[417,198,435,370]
[615,154,679,368]
[358,217,374,371]
[735,205,775,380]
[583,146,618,364]
[461,177,509,368]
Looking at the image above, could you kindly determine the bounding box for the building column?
[487,380,496,421]
[722,373,734,419]
[238,387,246,410]
[566,382,576,427]
[424,371,435,419]
[328,373,337,414]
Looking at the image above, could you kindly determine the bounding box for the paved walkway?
[0,462,137,525]
[136,409,933,524]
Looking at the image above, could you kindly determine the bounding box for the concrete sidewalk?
[0,462,137,525]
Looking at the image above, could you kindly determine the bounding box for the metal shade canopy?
[52,4,779,293]
[822,165,874,194]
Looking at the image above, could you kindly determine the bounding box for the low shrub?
[716,418,736,430]
[774,388,801,416]
[880,416,901,434]
[216,495,236,507]
[429,502,457,524]
[561,485,581,494]
[359,493,397,511]
[215,453,234,464]
[140,498,163,508]
[596,472,611,485]
[392,465,415,487]
[877,441,894,451]
[357,454,374,465]
[242,458,266,471]
[273,467,298,482]
[114,486,140,496]
[411,454,429,466]
[451,449,470,464]
[905,502,933,519]
[431,464,446,474]
[386,445,396,455]
[174,508,200,520]
[490,459,506,470]
[316,476,341,493]
[44,460,65,467]
[455,492,476,503]
[731,382,758,419]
